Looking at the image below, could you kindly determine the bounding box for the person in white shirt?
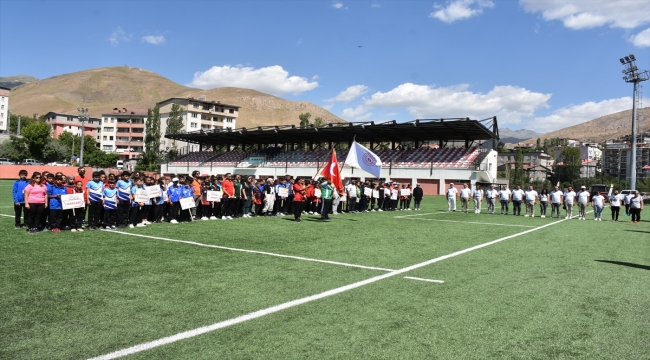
[472,186,484,214]
[629,191,644,224]
[539,188,549,218]
[459,184,471,213]
[563,186,576,219]
[498,185,512,215]
[524,186,539,217]
[446,183,458,212]
[609,190,623,222]
[485,184,498,214]
[511,185,525,216]
[346,181,357,213]
[576,186,590,220]
[591,192,605,221]
[624,192,634,216]
[550,186,563,218]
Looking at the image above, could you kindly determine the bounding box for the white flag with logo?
[344,141,382,178]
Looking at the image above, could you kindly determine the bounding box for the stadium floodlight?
[619,53,650,191]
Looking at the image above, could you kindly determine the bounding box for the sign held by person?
[180,197,196,210]
[61,194,85,210]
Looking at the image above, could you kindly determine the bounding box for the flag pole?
[312,148,334,180]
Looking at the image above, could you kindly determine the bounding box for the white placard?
[314,188,321,198]
[180,197,196,210]
[372,190,379,198]
[364,187,373,197]
[134,190,150,203]
[206,191,223,202]
[148,186,162,198]
[278,187,289,197]
[61,194,85,210]
[401,189,411,196]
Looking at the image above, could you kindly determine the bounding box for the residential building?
[157,96,240,151]
[0,86,9,133]
[44,112,100,139]
[602,143,650,181]
[497,151,554,181]
[100,108,148,160]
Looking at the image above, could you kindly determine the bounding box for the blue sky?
[1,0,649,133]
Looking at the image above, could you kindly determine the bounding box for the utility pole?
[620,54,649,190]
[77,108,88,167]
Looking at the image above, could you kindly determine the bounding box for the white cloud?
[107,27,131,46]
[631,27,650,47]
[342,105,372,121]
[331,1,347,10]
[142,35,166,45]
[363,83,551,125]
[326,85,369,103]
[520,0,650,30]
[371,3,381,8]
[189,65,319,95]
[529,97,633,132]
[430,0,494,24]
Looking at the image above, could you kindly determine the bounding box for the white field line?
[102,230,395,272]
[404,276,444,283]
[88,215,577,360]
[397,218,538,228]
[394,212,446,218]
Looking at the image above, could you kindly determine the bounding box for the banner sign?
[278,188,289,197]
[61,194,85,210]
[206,191,223,202]
[401,189,411,196]
[180,197,196,210]
[372,190,379,198]
[134,190,150,203]
[148,186,162,198]
[364,187,373,197]
[314,188,321,198]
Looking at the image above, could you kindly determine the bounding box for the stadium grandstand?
[164,117,502,195]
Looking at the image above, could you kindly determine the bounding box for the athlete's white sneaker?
[209,216,217,220]
[129,224,135,228]
[531,215,534,218]
[222,216,227,220]
[525,214,529,217]
[201,217,209,220]
[227,216,233,220]
[136,223,146,227]
[378,209,383,212]
[541,215,545,218]
[170,219,178,224]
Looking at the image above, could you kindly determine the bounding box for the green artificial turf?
[0,179,648,359]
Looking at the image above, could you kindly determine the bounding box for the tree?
[42,139,70,162]
[57,131,82,159]
[299,112,311,128]
[21,121,51,160]
[140,105,162,171]
[496,141,506,152]
[8,113,35,134]
[556,147,582,185]
[510,148,526,186]
[0,136,29,161]
[313,117,324,127]
[165,103,184,149]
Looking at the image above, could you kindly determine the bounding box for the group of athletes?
[11,167,428,232]
[445,183,644,223]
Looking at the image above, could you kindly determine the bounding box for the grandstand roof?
[165,117,499,147]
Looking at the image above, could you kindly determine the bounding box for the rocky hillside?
[6,66,345,127]
[529,107,650,143]
[0,75,38,89]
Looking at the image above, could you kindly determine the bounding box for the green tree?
[510,148,526,186]
[0,136,30,161]
[57,131,82,159]
[496,141,506,152]
[313,117,324,127]
[42,139,70,162]
[299,112,311,128]
[21,121,51,160]
[8,114,36,135]
[558,147,582,185]
[140,105,162,171]
[165,103,184,149]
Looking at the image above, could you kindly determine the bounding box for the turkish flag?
[320,149,344,191]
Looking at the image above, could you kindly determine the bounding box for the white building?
[100,108,148,160]
[158,96,240,152]
[0,86,9,133]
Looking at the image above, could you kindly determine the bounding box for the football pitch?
[1,180,648,359]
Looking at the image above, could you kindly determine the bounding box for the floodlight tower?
[620,54,649,190]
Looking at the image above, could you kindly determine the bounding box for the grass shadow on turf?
[595,260,650,271]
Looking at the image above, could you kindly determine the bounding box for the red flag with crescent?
[320,149,343,191]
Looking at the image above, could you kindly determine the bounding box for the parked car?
[0,158,14,165]
[23,159,44,166]
[620,190,635,196]
[116,160,124,170]
[48,161,70,166]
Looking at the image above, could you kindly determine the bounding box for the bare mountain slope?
[8,66,345,127]
[528,107,650,143]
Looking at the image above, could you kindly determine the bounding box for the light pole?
[77,108,88,167]
[620,54,649,190]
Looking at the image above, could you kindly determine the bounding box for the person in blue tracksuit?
[180,178,194,222]
[12,169,29,229]
[116,171,132,228]
[167,177,182,224]
[47,175,68,232]
[86,172,105,231]
[103,180,119,229]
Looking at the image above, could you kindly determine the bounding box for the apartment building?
[497,151,554,181]
[158,96,240,151]
[602,143,650,181]
[0,86,9,133]
[100,108,148,160]
[44,112,100,139]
